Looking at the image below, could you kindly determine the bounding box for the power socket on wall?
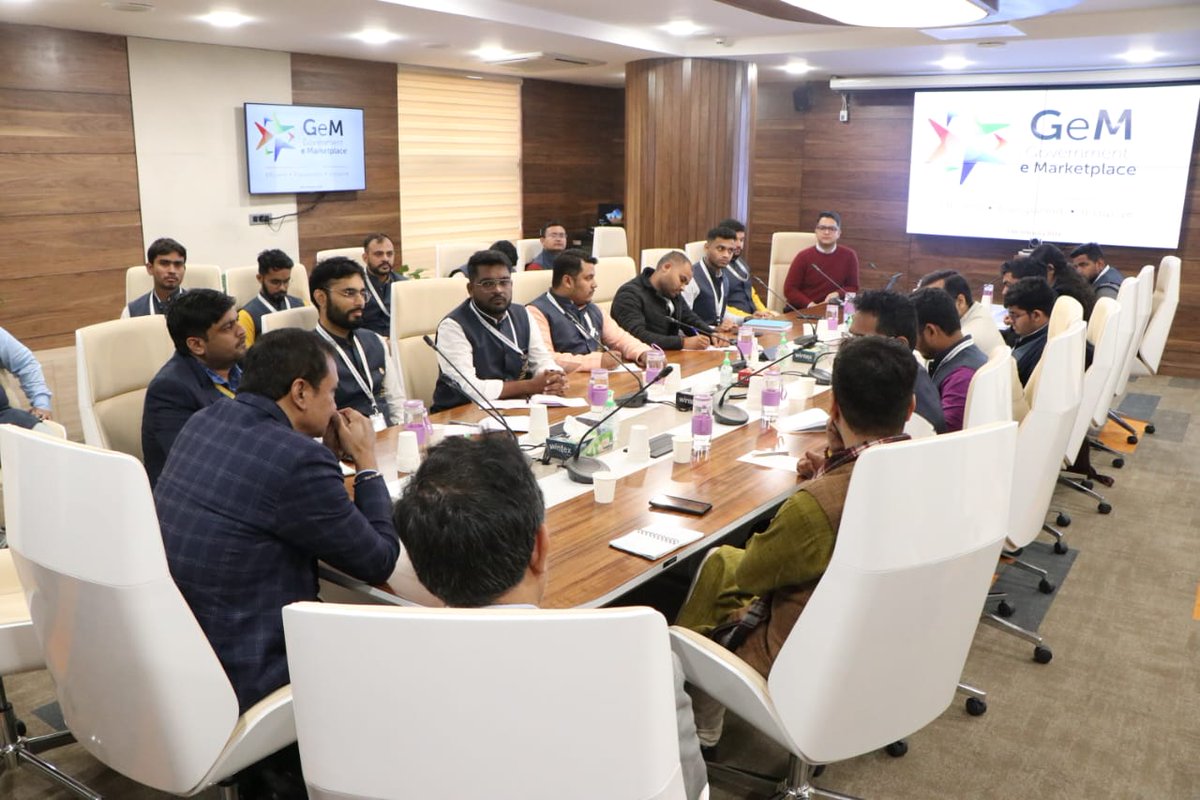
[248,213,273,225]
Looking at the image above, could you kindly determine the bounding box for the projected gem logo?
[925,114,1010,184]
[253,114,296,162]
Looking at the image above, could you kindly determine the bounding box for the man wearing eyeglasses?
[782,211,860,310]
[124,237,189,318]
[432,249,566,412]
[525,221,569,271]
[310,257,406,429]
[1004,277,1055,386]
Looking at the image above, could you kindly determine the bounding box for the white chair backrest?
[75,316,174,458]
[261,305,318,334]
[594,256,638,315]
[125,264,222,305]
[1137,255,1180,374]
[684,240,705,265]
[0,548,42,676]
[392,277,469,407]
[963,346,1013,429]
[1009,321,1086,549]
[592,227,628,259]
[1094,277,1138,427]
[767,232,816,312]
[641,248,685,270]
[290,262,311,305]
[314,247,365,266]
[512,269,554,306]
[0,427,248,793]
[769,422,1016,764]
[516,237,541,270]
[435,242,489,278]
[1063,297,1121,462]
[283,603,685,800]
[903,413,936,439]
[222,266,260,307]
[1024,294,1084,408]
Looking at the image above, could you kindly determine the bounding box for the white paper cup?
[592,471,617,503]
[672,435,693,464]
[627,424,651,460]
[788,377,817,413]
[396,430,421,474]
[746,375,765,410]
[528,403,550,444]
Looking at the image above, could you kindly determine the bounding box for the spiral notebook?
[609,525,704,560]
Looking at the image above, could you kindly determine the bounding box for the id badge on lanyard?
[371,413,388,432]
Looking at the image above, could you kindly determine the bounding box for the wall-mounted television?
[905,84,1200,249]
[244,102,366,195]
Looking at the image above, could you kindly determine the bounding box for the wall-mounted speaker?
[792,83,812,113]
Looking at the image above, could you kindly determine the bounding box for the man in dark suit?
[141,288,246,487]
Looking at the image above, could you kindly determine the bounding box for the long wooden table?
[329,335,835,609]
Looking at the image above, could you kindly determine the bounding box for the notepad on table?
[609,525,704,560]
[743,318,793,332]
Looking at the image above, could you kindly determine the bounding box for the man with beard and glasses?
[431,249,565,413]
[310,257,406,429]
[359,232,406,337]
[237,248,307,347]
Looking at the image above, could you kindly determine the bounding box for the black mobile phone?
[649,494,713,516]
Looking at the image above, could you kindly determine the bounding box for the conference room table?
[325,318,840,610]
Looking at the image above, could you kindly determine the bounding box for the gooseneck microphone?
[712,343,806,427]
[565,365,675,484]
[751,273,804,316]
[562,310,649,408]
[808,262,850,303]
[422,334,517,439]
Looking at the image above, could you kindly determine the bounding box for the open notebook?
[609,525,704,560]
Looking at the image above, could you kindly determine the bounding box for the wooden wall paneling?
[291,54,401,270]
[0,23,143,351]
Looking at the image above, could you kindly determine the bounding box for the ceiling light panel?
[783,0,994,29]
[197,10,252,28]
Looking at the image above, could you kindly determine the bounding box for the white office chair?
[0,426,296,797]
[314,247,364,266]
[512,269,553,306]
[1087,277,1138,468]
[516,237,541,270]
[641,248,684,270]
[594,256,638,315]
[283,603,687,800]
[592,227,628,258]
[75,315,175,459]
[391,277,467,407]
[435,242,489,278]
[1134,255,1180,376]
[684,240,705,265]
[261,305,318,334]
[963,346,1014,429]
[671,422,1016,799]
[222,265,260,307]
[1106,265,1155,444]
[766,232,816,313]
[125,264,222,305]
[1023,295,1082,410]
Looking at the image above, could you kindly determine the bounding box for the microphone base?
[614,392,647,408]
[809,367,833,386]
[714,403,749,427]
[565,455,607,484]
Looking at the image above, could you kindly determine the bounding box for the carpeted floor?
[2,374,1196,799]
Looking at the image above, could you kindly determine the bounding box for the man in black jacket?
[610,251,715,350]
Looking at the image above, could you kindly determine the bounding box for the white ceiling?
[1,0,1197,86]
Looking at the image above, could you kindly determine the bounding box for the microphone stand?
[422,334,518,439]
[560,304,649,408]
[712,345,800,427]
[808,262,850,304]
[565,365,675,484]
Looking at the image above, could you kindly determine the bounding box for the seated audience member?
[1004,277,1056,386]
[0,326,54,428]
[850,290,947,433]
[311,257,406,428]
[124,237,187,318]
[783,211,860,309]
[610,251,716,351]
[394,434,707,800]
[449,239,518,279]
[158,328,400,713]
[911,288,987,432]
[526,221,569,270]
[1030,243,1096,319]
[527,249,651,372]
[717,218,773,318]
[998,259,1024,303]
[680,226,740,333]
[432,250,566,412]
[359,233,406,337]
[1070,242,1124,300]
[237,248,305,347]
[675,336,915,747]
[917,269,1005,357]
[143,289,246,487]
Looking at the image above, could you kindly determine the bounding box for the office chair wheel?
[1054,541,1069,555]
[1126,434,1138,445]
[1055,512,1071,527]
[1038,578,1055,594]
[965,697,987,716]
[885,740,908,758]
[996,600,1015,617]
[1098,502,1112,515]
[1080,479,1094,490]
[1033,646,1053,664]
[1112,457,1125,468]
[1145,423,1155,434]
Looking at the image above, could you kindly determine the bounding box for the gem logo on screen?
[244,102,366,195]
[906,86,1200,249]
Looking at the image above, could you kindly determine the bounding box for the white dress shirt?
[435,303,563,406]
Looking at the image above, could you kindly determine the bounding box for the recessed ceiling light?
[102,1,155,11]
[782,61,813,75]
[661,20,705,37]
[197,10,252,28]
[473,45,514,61]
[1118,47,1163,64]
[936,55,971,70]
[352,28,400,45]
[783,0,992,28]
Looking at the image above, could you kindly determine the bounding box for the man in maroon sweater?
[783,210,860,309]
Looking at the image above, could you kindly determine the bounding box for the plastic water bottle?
[596,391,617,454]
[718,353,734,391]
[692,391,713,455]
[403,399,432,451]
[824,303,840,331]
[842,291,856,318]
[644,349,666,400]
[737,325,754,361]
[761,368,782,426]
[588,369,609,414]
[982,283,995,306]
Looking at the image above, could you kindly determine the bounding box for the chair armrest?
[669,627,798,754]
[205,685,296,788]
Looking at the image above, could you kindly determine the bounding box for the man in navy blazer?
[141,289,246,486]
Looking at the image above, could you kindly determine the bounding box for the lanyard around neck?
[545,291,598,342]
[315,325,378,413]
[254,294,286,314]
[361,266,391,318]
[468,302,527,357]
[697,261,725,315]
